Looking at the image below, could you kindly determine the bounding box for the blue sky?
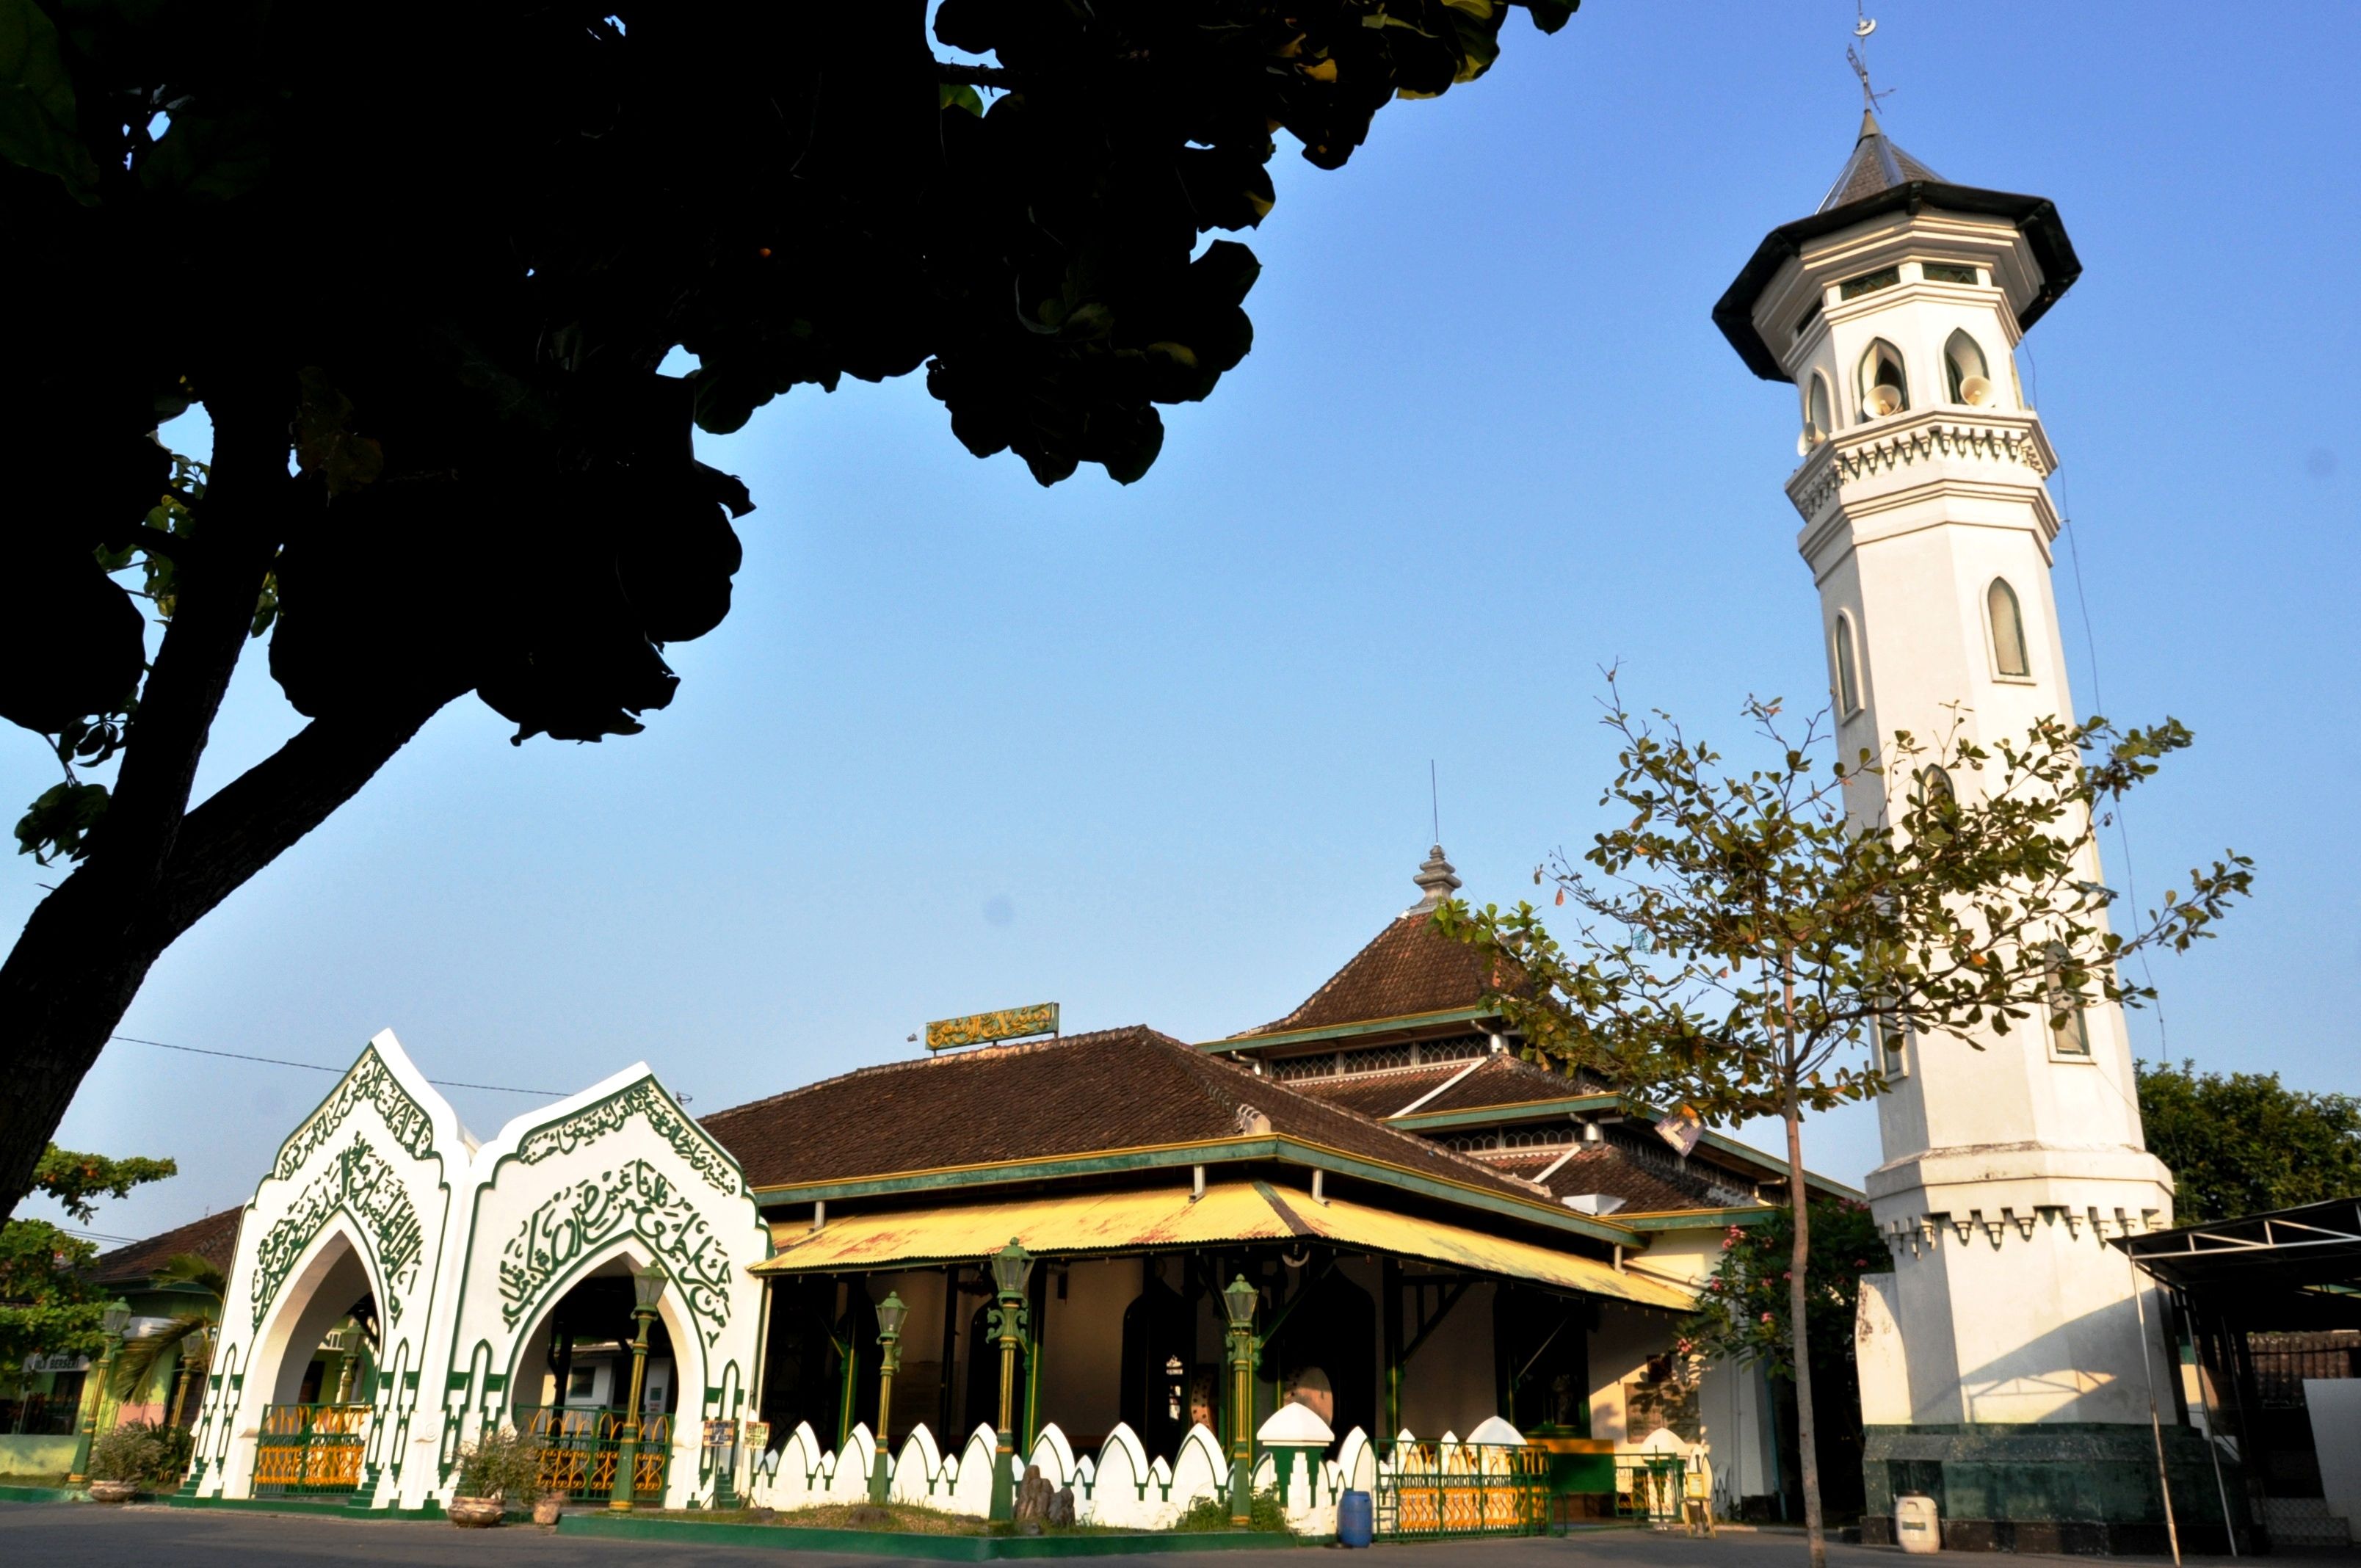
[14,2,2358,1244]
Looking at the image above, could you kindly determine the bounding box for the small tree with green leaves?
[1437,675,2249,1568]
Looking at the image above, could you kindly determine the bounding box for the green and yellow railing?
[252,1403,370,1495]
[1374,1440,1551,1539]
[515,1407,670,1503]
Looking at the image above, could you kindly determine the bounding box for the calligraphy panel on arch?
[513,1079,739,1196]
[496,1159,733,1347]
[276,1050,438,1182]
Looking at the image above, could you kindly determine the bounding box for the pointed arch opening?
[505,1248,694,1506]
[1802,372,1834,452]
[239,1225,383,1498]
[1987,578,2031,678]
[1857,339,1909,419]
[1945,330,1994,406]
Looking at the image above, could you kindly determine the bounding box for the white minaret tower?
[1716,113,2213,1550]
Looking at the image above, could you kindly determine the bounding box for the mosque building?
[59,100,2236,1553]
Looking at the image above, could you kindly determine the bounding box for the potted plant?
[449,1426,544,1527]
[87,1420,184,1502]
[532,1491,564,1526]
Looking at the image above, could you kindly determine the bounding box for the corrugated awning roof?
[2117,1197,2361,1299]
[750,1180,1695,1312]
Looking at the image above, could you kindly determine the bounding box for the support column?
[1381,1258,1403,1439]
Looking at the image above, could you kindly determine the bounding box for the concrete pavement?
[0,1503,2251,1567]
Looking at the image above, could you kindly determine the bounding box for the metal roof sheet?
[750,1180,1696,1311]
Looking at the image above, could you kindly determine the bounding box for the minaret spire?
[1846,5,1895,128]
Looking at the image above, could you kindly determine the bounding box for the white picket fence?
[736,1408,1528,1536]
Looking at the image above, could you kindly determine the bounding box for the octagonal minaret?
[1714,113,2219,1550]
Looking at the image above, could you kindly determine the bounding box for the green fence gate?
[1374,1440,1552,1539]
[251,1403,370,1495]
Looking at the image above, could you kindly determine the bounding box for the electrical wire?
[109,1034,566,1097]
[2023,342,2171,1060]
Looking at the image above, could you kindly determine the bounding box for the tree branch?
[935,60,1026,90]
[148,686,468,945]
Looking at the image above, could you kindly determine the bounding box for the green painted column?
[66,1302,131,1487]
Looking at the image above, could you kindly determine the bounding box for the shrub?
[1172,1486,1290,1533]
[453,1426,545,1502]
[87,1419,191,1487]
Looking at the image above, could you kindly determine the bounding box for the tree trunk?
[0,692,458,1212]
[0,389,463,1211]
[1784,1081,1826,1568]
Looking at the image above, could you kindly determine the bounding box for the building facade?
[1715,112,2226,1551]
[163,856,1837,1525]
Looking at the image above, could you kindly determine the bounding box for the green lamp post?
[868,1291,907,1504]
[1222,1274,1260,1526]
[986,1240,1033,1523]
[67,1299,134,1487]
[608,1263,669,1512]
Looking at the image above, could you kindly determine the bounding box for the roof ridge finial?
[1847,5,1895,139]
[1411,843,1462,910]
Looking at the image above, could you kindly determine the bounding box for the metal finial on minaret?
[1411,845,1462,910]
[1847,5,1895,134]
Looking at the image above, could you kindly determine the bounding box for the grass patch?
[1172,1488,1293,1534]
[0,1473,71,1487]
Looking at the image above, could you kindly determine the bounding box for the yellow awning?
[751,1181,1694,1312]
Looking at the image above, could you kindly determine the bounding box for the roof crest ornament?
[1411,844,1462,911]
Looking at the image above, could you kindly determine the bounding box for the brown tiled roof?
[1401,1055,1597,1116]
[1240,910,1513,1037]
[1293,1064,1470,1119]
[1290,1054,1599,1121]
[93,1208,242,1287]
[700,1026,1548,1205]
[1483,1144,1735,1214]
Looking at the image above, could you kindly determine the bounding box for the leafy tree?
[2137,1059,2361,1223]
[1686,1199,1884,1381]
[0,1144,175,1372]
[0,0,1578,1211]
[1686,1199,1885,1518]
[1438,675,2249,1568]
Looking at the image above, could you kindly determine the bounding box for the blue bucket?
[1338,1488,1374,1548]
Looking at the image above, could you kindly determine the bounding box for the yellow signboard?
[924,1003,1060,1051]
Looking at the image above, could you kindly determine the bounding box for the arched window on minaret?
[1832,612,1863,716]
[2042,944,2092,1058]
[1857,339,1909,419]
[1986,578,2031,677]
[1944,330,1994,406]
[1803,372,1834,449]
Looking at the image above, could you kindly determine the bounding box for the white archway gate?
[186,1032,767,1513]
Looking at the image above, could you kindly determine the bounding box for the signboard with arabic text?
[924,1003,1060,1052]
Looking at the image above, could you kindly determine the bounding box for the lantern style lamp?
[1222,1275,1260,1525]
[609,1263,669,1512]
[986,1240,1032,1522]
[869,1291,907,1503]
[68,1299,137,1487]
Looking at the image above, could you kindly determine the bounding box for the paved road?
[0,1503,2250,1567]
